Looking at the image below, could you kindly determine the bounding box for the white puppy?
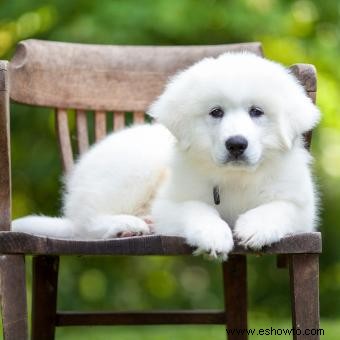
[13,53,320,259]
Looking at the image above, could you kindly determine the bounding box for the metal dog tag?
[213,186,220,205]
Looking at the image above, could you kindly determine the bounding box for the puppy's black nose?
[225,135,248,157]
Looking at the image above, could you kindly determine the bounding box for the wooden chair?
[0,39,321,340]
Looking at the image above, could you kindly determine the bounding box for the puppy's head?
[148,53,320,169]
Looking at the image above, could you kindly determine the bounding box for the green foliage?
[1,0,340,331]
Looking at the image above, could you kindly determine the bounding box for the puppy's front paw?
[101,215,150,239]
[187,219,234,261]
[234,210,283,250]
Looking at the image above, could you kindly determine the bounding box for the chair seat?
[0,231,321,256]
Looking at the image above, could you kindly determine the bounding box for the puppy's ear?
[279,91,320,149]
[148,83,192,150]
[278,114,294,150]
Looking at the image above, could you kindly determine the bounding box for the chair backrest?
[8,39,263,174]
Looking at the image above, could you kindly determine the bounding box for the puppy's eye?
[249,106,264,118]
[209,107,224,119]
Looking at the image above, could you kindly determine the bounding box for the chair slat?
[133,111,145,124]
[55,109,74,173]
[94,111,107,142]
[75,110,89,154]
[113,112,125,131]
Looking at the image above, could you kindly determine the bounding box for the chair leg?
[289,254,320,340]
[223,255,248,340]
[32,255,59,340]
[277,254,288,268]
[0,255,28,340]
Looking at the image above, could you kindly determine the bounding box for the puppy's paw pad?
[117,231,144,238]
[103,216,150,239]
[141,215,154,225]
[125,217,150,234]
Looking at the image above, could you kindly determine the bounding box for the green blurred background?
[1,0,340,338]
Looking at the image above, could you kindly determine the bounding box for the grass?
[0,316,337,338]
[54,318,337,339]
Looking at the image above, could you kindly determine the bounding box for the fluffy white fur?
[12,52,320,259]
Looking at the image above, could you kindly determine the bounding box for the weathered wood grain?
[31,256,59,340]
[289,64,317,92]
[9,40,263,111]
[289,64,317,150]
[56,310,225,326]
[223,255,248,340]
[76,109,89,154]
[0,232,322,256]
[113,111,125,131]
[94,111,107,141]
[133,111,145,124]
[0,255,28,340]
[307,91,316,104]
[55,109,74,173]
[289,254,320,340]
[0,61,11,231]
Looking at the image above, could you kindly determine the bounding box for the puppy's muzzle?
[225,135,248,158]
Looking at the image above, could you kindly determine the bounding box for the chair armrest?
[0,60,11,231]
